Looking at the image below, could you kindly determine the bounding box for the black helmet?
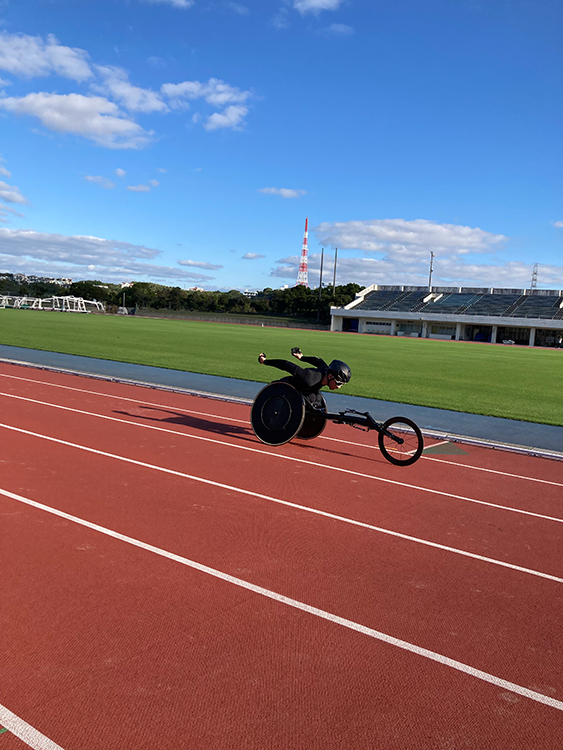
[328,359,351,385]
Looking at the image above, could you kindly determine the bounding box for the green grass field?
[1,309,562,425]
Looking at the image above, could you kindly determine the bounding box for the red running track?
[0,361,562,749]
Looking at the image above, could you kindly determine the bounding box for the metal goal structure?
[0,295,105,313]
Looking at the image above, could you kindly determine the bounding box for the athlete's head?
[327,359,351,389]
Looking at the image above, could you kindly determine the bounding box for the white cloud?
[294,0,344,15]
[0,203,25,222]
[162,77,251,130]
[178,259,224,270]
[141,0,195,7]
[162,77,250,107]
[0,179,29,204]
[115,168,126,177]
[0,227,216,283]
[0,227,158,262]
[272,8,290,29]
[94,65,168,113]
[157,168,168,173]
[242,253,265,259]
[268,219,563,288]
[126,180,158,191]
[204,104,248,130]
[0,165,11,178]
[553,221,563,228]
[322,23,354,35]
[204,83,250,107]
[0,31,92,81]
[84,175,116,189]
[0,33,253,146]
[314,218,506,254]
[269,253,563,289]
[258,187,307,199]
[226,2,249,14]
[0,93,153,149]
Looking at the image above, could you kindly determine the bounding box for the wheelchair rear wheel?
[296,395,327,440]
[251,381,305,446]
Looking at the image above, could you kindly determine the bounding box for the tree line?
[1,275,363,322]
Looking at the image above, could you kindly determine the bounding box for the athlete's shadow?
[113,405,252,439]
[292,438,383,464]
[114,405,382,462]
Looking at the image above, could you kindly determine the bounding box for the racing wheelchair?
[250,381,424,467]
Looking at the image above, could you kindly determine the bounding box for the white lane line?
[420,453,563,485]
[2,371,562,489]
[2,486,562,714]
[422,439,451,449]
[0,704,65,750]
[1,424,563,585]
[0,372,248,423]
[322,435,563,488]
[1,392,563,526]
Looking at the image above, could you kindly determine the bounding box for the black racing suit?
[263,355,328,408]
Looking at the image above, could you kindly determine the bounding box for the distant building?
[0,273,71,287]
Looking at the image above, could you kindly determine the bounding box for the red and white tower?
[296,217,309,287]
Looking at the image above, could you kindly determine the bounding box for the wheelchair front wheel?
[378,417,424,466]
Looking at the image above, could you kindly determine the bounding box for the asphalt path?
[1,343,561,455]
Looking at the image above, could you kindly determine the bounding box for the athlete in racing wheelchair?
[252,347,423,466]
[258,347,351,407]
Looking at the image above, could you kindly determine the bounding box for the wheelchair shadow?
[113,405,252,439]
[113,405,385,463]
[293,437,386,464]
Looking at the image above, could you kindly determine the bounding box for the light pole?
[428,251,434,291]
[332,247,338,298]
[317,248,324,321]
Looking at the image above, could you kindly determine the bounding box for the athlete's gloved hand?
[291,347,302,358]
[258,352,266,364]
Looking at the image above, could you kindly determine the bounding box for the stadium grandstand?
[0,295,105,313]
[330,285,563,347]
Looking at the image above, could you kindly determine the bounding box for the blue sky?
[0,0,561,291]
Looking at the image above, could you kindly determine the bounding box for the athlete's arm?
[261,358,304,377]
[300,355,327,368]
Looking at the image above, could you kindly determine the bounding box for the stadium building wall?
[330,285,563,347]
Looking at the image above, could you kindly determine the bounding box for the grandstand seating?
[356,289,406,310]
[352,288,563,319]
[461,294,523,316]
[354,287,563,320]
[508,295,563,319]
[419,293,480,314]
[384,291,429,311]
